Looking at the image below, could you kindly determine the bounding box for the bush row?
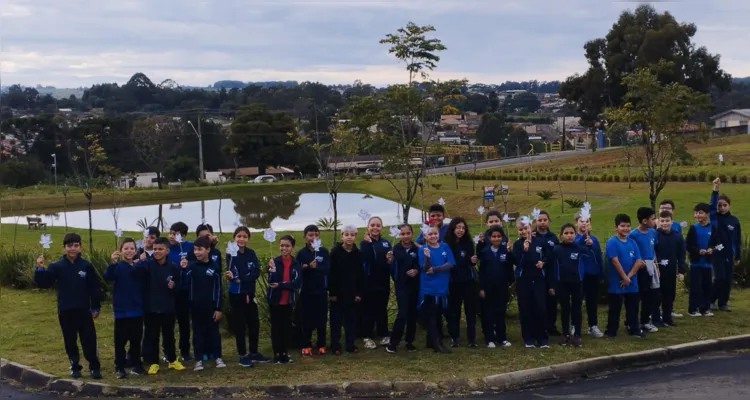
[457,171,750,184]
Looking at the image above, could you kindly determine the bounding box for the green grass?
[1,288,748,386]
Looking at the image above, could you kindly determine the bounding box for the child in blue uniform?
[267,235,302,364]
[169,222,195,361]
[416,204,449,244]
[574,213,604,338]
[386,224,420,353]
[329,226,365,355]
[686,202,719,317]
[513,218,549,348]
[360,216,392,349]
[628,207,660,332]
[604,214,645,337]
[709,178,742,311]
[444,217,478,348]
[655,210,686,327]
[535,211,561,337]
[418,224,455,353]
[478,225,514,348]
[297,225,330,356]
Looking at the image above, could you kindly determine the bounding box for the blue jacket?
[209,248,222,271]
[136,257,181,314]
[103,260,144,319]
[511,236,548,280]
[655,228,686,274]
[536,230,559,278]
[551,242,593,284]
[390,242,420,291]
[448,239,477,283]
[710,190,742,262]
[477,244,514,291]
[266,256,302,306]
[184,259,223,311]
[296,245,329,295]
[360,237,392,292]
[226,247,260,295]
[476,227,509,255]
[574,233,604,277]
[34,255,102,312]
[169,241,195,291]
[686,222,718,268]
[417,243,455,306]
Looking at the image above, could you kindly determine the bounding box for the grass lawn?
[1,287,748,386]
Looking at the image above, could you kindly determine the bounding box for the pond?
[1,192,425,233]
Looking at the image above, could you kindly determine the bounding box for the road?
[427,150,583,175]
[1,353,748,399]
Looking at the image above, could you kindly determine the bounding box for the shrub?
[537,190,555,200]
[614,175,621,182]
[698,171,707,182]
[572,175,579,181]
[719,174,728,183]
[565,198,584,208]
[670,174,679,182]
[731,175,738,184]
[741,176,748,184]
[431,183,443,190]
[679,174,688,182]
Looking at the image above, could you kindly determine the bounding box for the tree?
[560,4,731,127]
[130,116,184,189]
[226,104,297,175]
[505,92,541,113]
[163,156,201,182]
[603,61,711,209]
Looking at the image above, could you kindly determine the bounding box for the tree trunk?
[158,204,164,231]
[87,197,94,252]
[472,160,477,191]
[157,172,163,190]
[454,167,458,189]
[557,173,565,213]
[330,191,338,248]
[63,193,68,230]
[402,205,410,225]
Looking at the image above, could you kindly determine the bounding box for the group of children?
[34,178,741,379]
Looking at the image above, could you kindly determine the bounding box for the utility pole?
[188,113,205,181]
[51,153,57,191]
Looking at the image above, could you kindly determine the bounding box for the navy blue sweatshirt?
[476,227,509,255]
[329,243,365,303]
[360,236,392,292]
[478,245,514,292]
[136,257,181,314]
[551,242,592,284]
[536,230,559,278]
[103,260,144,319]
[34,255,102,312]
[512,236,548,280]
[390,242,420,291]
[655,228,687,274]
[169,241,195,291]
[710,190,742,262]
[266,256,302,306]
[686,222,719,268]
[574,234,604,277]
[447,239,477,283]
[184,259,223,312]
[226,247,260,296]
[296,245,330,296]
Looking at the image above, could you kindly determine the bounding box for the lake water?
[1,192,425,232]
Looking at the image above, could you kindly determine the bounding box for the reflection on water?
[1,193,424,232]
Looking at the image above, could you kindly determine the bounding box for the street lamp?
[187,120,206,181]
[51,153,57,191]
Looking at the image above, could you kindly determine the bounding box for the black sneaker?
[385,344,397,353]
[405,343,417,352]
[468,342,478,348]
[180,353,194,362]
[629,330,647,338]
[130,366,146,376]
[719,305,732,312]
[69,363,83,379]
[249,352,270,363]
[282,355,295,364]
[115,369,127,379]
[450,339,460,348]
[90,369,102,380]
[273,356,283,364]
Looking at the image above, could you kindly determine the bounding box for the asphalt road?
[2,352,747,398]
[427,150,583,175]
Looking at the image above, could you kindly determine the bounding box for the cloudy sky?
[2,0,749,88]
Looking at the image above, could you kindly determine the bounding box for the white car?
[250,175,277,183]
[364,168,380,176]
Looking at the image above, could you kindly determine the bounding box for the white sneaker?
[487,342,496,348]
[193,361,204,371]
[380,337,391,346]
[703,311,715,317]
[688,311,702,317]
[215,358,227,368]
[570,326,575,336]
[363,338,377,349]
[588,326,604,338]
[671,311,683,318]
[642,323,659,333]
[500,340,512,347]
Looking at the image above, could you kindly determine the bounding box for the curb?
[1,334,749,397]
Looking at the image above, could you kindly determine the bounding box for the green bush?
[614,175,621,182]
[698,171,707,182]
[565,198,585,208]
[731,175,738,184]
[537,190,555,200]
[740,176,748,184]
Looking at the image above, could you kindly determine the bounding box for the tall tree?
[603,61,711,209]
[130,116,185,189]
[559,4,731,127]
[226,104,297,175]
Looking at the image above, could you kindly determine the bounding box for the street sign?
[483,185,495,200]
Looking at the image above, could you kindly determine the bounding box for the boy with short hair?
[655,210,686,327]
[34,233,102,379]
[535,210,561,337]
[182,236,225,371]
[296,225,330,356]
[196,224,222,270]
[628,207,661,333]
[605,214,645,337]
[138,237,185,375]
[658,200,683,235]
[169,221,195,361]
[709,178,742,311]
[574,213,604,338]
[416,204,448,244]
[686,202,718,317]
[137,226,160,260]
[476,210,505,255]
[329,225,365,355]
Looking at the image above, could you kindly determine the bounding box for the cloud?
[2,0,749,87]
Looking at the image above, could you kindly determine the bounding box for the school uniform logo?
[206,268,215,276]
[500,254,507,261]
[728,225,735,231]
[211,255,218,262]
[315,256,324,263]
[460,250,466,258]
[78,270,86,278]
[629,251,635,258]
[570,253,579,260]
[409,252,417,258]
[535,246,542,254]
[382,242,390,248]
[441,251,447,257]
[650,239,655,246]
[547,240,555,247]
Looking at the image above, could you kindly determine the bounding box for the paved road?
[427,150,584,175]
[3,352,747,398]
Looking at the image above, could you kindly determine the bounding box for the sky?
[1,0,749,88]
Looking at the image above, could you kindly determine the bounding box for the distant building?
[710,109,750,134]
[218,166,294,180]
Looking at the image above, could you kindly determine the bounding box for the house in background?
[710,109,750,135]
[218,166,295,180]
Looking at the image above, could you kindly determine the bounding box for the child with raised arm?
[444,217,479,348]
[604,214,645,337]
[512,218,549,348]
[360,216,392,349]
[628,207,661,333]
[534,210,561,337]
[655,210,686,327]
[686,202,719,317]
[225,227,268,367]
[296,225,330,357]
[478,225,514,348]
[137,226,160,261]
[34,233,102,379]
[574,213,604,338]
[182,236,225,371]
[418,223,455,353]
[386,224,420,353]
[168,221,195,361]
[415,204,448,244]
[104,238,145,378]
[267,235,302,364]
[709,178,742,311]
[329,225,364,355]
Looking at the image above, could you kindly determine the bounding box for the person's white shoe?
[642,323,659,333]
[380,337,391,346]
[215,358,227,368]
[671,311,683,318]
[193,361,204,371]
[500,340,512,347]
[688,311,701,317]
[588,326,604,338]
[703,311,715,317]
[363,338,377,349]
[487,342,496,348]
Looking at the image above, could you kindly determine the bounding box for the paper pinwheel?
[473,234,480,245]
[312,238,322,252]
[136,239,144,249]
[519,216,531,227]
[477,205,485,215]
[358,209,371,221]
[114,228,123,238]
[437,198,446,206]
[660,259,669,266]
[175,233,183,243]
[582,202,592,211]
[420,223,431,235]
[263,228,276,243]
[502,213,510,223]
[389,226,400,238]
[531,208,541,220]
[715,244,725,251]
[718,153,724,163]
[39,234,52,249]
[579,206,592,222]
[143,229,150,238]
[680,221,688,228]
[225,241,239,257]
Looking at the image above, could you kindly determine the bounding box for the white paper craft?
[143,229,149,238]
[680,221,688,228]
[718,153,724,163]
[389,226,400,238]
[477,206,485,215]
[263,228,276,243]
[502,213,510,223]
[358,209,371,221]
[136,239,144,249]
[519,216,531,227]
[175,233,183,243]
[660,259,669,266]
[39,234,52,249]
[715,244,725,251]
[437,198,446,206]
[225,241,239,257]
[579,206,592,222]
[531,208,541,220]
[473,234,480,245]
[114,228,123,238]
[420,223,431,235]
[312,238,322,252]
